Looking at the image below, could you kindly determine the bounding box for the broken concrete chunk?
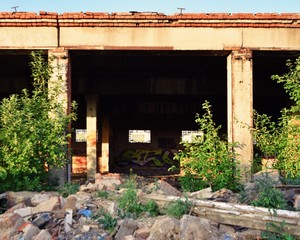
[6,191,37,208]
[5,203,27,214]
[33,229,52,240]
[63,195,77,212]
[31,193,52,206]
[13,207,32,218]
[115,218,138,240]
[157,180,181,196]
[79,182,99,192]
[95,173,122,190]
[32,196,60,214]
[0,213,25,239]
[76,192,92,209]
[294,194,300,210]
[18,222,40,240]
[64,209,73,233]
[148,216,180,240]
[189,187,213,199]
[180,215,219,240]
[134,227,150,239]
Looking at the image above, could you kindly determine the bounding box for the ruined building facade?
[0,12,299,180]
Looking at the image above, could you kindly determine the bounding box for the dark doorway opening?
[71,50,228,175]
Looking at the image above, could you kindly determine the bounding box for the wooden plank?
[143,194,300,236]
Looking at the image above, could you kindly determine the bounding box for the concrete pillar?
[48,47,70,185]
[227,49,253,181]
[85,94,98,179]
[100,115,110,173]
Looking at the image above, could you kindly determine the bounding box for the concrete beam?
[227,49,253,181]
[100,115,109,173]
[85,94,98,179]
[48,48,70,185]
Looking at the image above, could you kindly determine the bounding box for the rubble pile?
[0,171,299,240]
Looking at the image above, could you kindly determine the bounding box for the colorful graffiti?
[117,149,178,167]
[72,155,87,173]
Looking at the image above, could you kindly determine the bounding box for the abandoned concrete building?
[0,11,299,181]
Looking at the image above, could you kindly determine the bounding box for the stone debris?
[115,218,137,240]
[0,172,298,239]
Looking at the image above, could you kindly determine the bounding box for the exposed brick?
[0,213,25,239]
[0,11,299,28]
[18,222,40,240]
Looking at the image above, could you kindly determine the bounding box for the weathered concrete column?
[85,94,98,179]
[227,49,253,181]
[100,115,110,173]
[48,47,70,185]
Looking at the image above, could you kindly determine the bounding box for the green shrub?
[93,209,117,233]
[251,187,288,210]
[179,173,208,192]
[143,200,160,217]
[97,190,109,199]
[165,196,192,219]
[0,51,77,192]
[118,188,143,219]
[250,174,289,210]
[253,57,300,179]
[173,101,240,191]
[58,182,80,198]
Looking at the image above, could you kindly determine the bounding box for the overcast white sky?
[0,0,300,14]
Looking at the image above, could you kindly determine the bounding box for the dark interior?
[0,49,298,176]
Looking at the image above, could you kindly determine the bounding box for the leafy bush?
[118,188,143,219]
[250,173,289,210]
[0,51,77,192]
[58,182,80,198]
[253,56,300,178]
[97,190,109,199]
[143,199,160,217]
[165,196,192,219]
[251,187,288,210]
[93,209,117,233]
[252,110,284,160]
[174,101,240,191]
[178,173,208,192]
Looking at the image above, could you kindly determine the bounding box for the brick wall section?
[0,11,299,28]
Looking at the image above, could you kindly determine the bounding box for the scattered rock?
[34,229,52,240]
[253,169,281,185]
[115,218,138,240]
[95,173,123,190]
[0,174,297,239]
[157,180,182,196]
[134,227,150,239]
[0,213,25,239]
[31,192,57,206]
[32,196,60,214]
[180,215,219,240]
[18,222,40,240]
[148,216,180,240]
[6,191,37,208]
[294,194,300,210]
[188,187,213,199]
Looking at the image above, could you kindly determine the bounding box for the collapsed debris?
[0,173,299,239]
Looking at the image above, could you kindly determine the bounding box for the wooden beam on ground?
[143,194,300,236]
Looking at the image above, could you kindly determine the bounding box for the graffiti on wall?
[72,155,87,173]
[117,149,178,167]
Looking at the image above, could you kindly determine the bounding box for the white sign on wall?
[129,130,151,143]
[75,129,98,142]
[181,130,203,143]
